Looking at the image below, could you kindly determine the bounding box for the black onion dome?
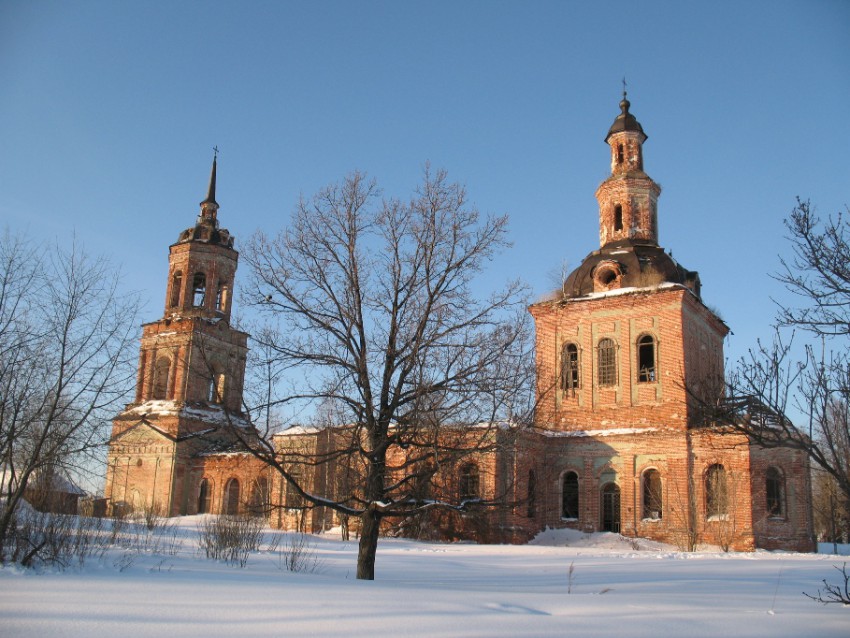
[605,97,646,143]
[563,238,700,299]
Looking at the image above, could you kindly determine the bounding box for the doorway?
[601,483,621,533]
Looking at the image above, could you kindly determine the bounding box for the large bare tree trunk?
[357,506,381,580]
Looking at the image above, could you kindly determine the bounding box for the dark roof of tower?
[173,154,234,249]
[201,155,218,207]
[605,95,646,143]
[175,223,234,248]
[562,238,701,299]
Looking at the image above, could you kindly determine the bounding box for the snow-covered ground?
[1,516,848,637]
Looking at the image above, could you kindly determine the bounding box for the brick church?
[105,96,815,552]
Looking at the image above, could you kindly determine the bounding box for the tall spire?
[199,148,219,223]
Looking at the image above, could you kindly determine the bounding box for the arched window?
[560,343,580,393]
[527,469,537,518]
[250,478,270,517]
[561,471,579,519]
[224,478,240,515]
[216,280,228,312]
[766,467,785,517]
[152,356,170,400]
[208,372,225,404]
[614,204,623,231]
[637,334,656,383]
[459,463,480,500]
[170,272,182,308]
[705,464,728,518]
[192,272,206,307]
[617,144,624,165]
[197,478,211,514]
[642,469,663,519]
[597,338,617,386]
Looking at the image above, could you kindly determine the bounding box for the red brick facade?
[106,100,815,552]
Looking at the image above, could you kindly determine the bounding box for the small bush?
[804,563,850,606]
[277,533,323,573]
[7,510,109,569]
[197,515,265,568]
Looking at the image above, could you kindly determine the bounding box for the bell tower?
[533,92,724,430]
[594,90,661,247]
[132,153,247,415]
[106,154,249,515]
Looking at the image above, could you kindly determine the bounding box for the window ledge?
[706,514,729,522]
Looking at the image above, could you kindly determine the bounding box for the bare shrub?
[108,510,128,545]
[136,504,166,531]
[8,510,109,569]
[197,515,265,567]
[277,532,322,573]
[804,563,850,606]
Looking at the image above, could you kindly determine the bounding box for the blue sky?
[1,0,848,369]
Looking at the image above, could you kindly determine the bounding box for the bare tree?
[232,168,534,579]
[0,230,139,563]
[700,199,850,541]
[812,468,847,547]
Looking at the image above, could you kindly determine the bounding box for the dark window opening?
[614,204,623,231]
[224,478,240,515]
[598,267,618,287]
[597,338,617,386]
[560,343,580,392]
[617,144,624,164]
[561,471,579,519]
[766,467,785,517]
[197,478,211,514]
[460,463,480,501]
[527,470,537,518]
[170,272,182,307]
[249,478,270,517]
[638,335,656,383]
[287,473,305,508]
[642,469,663,519]
[706,464,728,518]
[152,357,170,400]
[192,272,206,307]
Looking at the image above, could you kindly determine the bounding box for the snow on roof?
[540,426,659,438]
[0,464,86,495]
[572,281,682,301]
[124,400,250,428]
[276,420,514,438]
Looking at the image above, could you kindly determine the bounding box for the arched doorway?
[601,483,621,533]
